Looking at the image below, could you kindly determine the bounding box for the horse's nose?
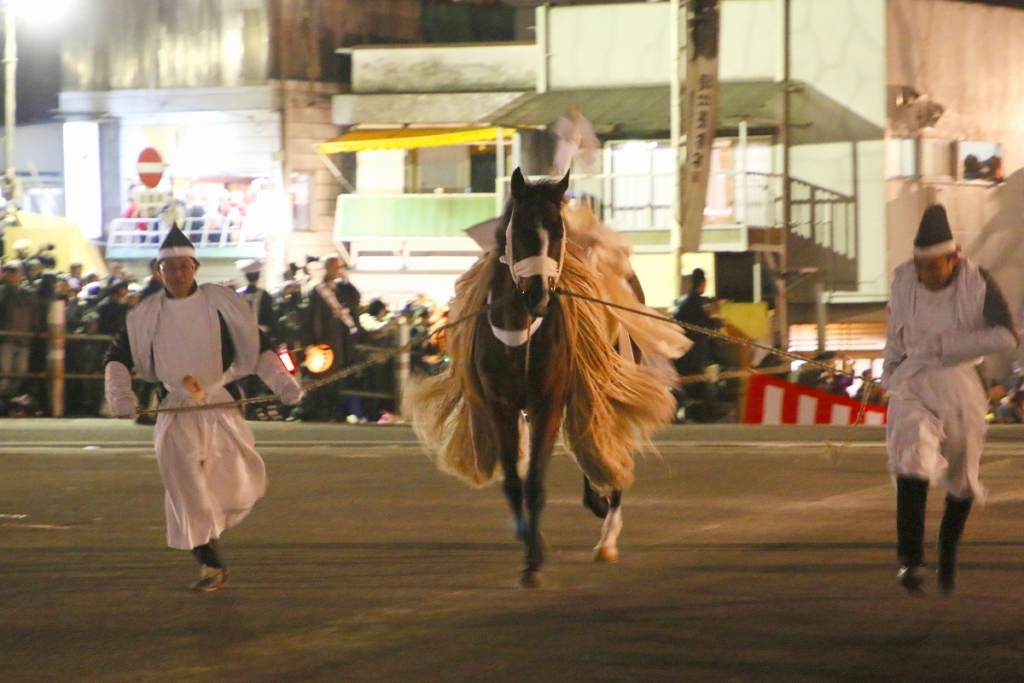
[523,278,549,317]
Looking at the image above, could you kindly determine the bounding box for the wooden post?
[737,339,751,422]
[48,299,66,418]
[396,319,411,414]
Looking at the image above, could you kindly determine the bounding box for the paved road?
[3,420,1024,682]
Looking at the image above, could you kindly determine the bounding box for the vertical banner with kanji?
[679,0,721,253]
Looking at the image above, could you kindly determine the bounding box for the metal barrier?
[106,216,266,251]
[0,305,416,420]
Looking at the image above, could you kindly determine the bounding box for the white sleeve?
[104,361,139,419]
[256,350,304,405]
[880,303,904,391]
[938,326,1018,363]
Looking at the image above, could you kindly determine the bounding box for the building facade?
[57,0,421,281]
[324,0,1024,359]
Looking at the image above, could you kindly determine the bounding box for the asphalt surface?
[3,419,1024,682]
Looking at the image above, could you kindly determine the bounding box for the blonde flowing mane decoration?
[404,204,685,492]
[562,202,692,380]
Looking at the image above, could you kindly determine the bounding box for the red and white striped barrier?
[743,374,887,426]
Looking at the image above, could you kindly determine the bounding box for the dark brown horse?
[475,167,622,587]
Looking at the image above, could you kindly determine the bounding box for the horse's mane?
[402,254,503,485]
[403,245,678,492]
[405,175,683,492]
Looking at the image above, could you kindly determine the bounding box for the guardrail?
[0,301,417,420]
[106,217,266,251]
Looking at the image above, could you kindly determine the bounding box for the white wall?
[720,0,780,81]
[545,2,672,88]
[356,150,407,193]
[790,0,888,301]
[791,0,887,128]
[886,0,1024,319]
[352,43,537,94]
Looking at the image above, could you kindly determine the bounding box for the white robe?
[882,259,1016,501]
[126,284,266,550]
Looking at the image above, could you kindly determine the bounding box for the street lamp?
[2,0,71,204]
[3,1,18,201]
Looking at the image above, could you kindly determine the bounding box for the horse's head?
[499,167,569,317]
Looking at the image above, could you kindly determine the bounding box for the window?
[607,141,674,230]
[959,141,1003,182]
[920,138,955,179]
[885,138,917,178]
[414,146,470,193]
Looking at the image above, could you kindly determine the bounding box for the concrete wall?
[545,2,671,88]
[789,0,888,303]
[719,0,780,81]
[280,80,344,276]
[351,43,536,94]
[886,0,1024,326]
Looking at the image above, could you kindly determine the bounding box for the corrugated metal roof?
[486,80,883,144]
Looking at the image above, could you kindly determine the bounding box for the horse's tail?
[402,254,503,486]
[558,253,677,494]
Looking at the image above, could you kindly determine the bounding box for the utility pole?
[776,0,791,350]
[673,0,721,300]
[2,0,16,203]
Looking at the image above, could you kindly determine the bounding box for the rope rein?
[139,284,877,421]
[552,287,879,431]
[551,287,871,382]
[138,291,518,415]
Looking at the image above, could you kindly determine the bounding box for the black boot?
[191,539,225,569]
[896,476,929,592]
[190,540,228,592]
[937,495,972,595]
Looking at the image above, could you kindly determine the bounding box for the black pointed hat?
[913,204,955,256]
[157,224,196,261]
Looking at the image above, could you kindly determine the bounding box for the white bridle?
[490,210,566,348]
[498,212,566,287]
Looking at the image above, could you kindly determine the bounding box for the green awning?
[334,193,500,240]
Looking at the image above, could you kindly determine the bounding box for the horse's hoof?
[592,545,619,563]
[519,570,544,588]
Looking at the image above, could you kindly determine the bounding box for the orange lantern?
[304,344,334,374]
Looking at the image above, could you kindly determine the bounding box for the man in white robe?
[883,204,1017,594]
[104,226,303,592]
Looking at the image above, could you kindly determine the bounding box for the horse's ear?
[510,167,526,200]
[556,168,570,197]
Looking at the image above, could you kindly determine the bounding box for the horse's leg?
[520,405,560,588]
[593,489,623,563]
[582,475,611,518]
[495,406,527,541]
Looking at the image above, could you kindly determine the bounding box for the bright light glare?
[9,0,73,26]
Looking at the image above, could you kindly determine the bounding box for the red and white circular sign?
[137,147,166,188]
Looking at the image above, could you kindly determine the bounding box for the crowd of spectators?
[10,248,1024,426]
[0,245,449,421]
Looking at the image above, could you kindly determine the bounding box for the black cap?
[157,224,196,261]
[914,205,953,249]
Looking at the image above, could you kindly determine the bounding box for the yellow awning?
[319,127,516,154]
